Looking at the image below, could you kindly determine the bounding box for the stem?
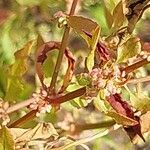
[122,59,149,74]
[7,98,35,114]
[50,0,78,90]
[50,130,109,150]
[8,87,86,127]
[127,75,150,84]
[49,87,86,104]
[73,120,116,134]
[8,110,36,128]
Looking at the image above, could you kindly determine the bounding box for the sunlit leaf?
[86,26,101,71]
[126,87,150,113]
[111,1,124,32]
[4,40,34,102]
[117,37,141,63]
[0,126,15,150]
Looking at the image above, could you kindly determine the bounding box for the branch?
[127,75,150,84]
[8,87,86,128]
[7,98,35,114]
[121,59,149,74]
[50,0,79,90]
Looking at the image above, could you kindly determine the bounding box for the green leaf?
[0,126,15,150]
[125,86,150,113]
[107,111,138,126]
[86,26,101,71]
[76,74,91,86]
[70,97,89,109]
[117,37,141,63]
[4,41,34,102]
[94,90,110,113]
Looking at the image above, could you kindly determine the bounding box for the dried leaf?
[126,0,149,33]
[68,15,98,34]
[107,94,134,118]
[11,123,58,143]
[36,41,75,91]
[0,126,15,150]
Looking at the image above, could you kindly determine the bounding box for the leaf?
[107,94,134,118]
[124,116,145,143]
[107,111,138,126]
[4,40,34,102]
[76,74,91,86]
[112,1,124,32]
[86,26,101,71]
[70,97,89,109]
[126,0,149,33]
[0,126,15,150]
[117,37,141,63]
[126,87,150,113]
[141,111,150,133]
[104,5,113,29]
[36,41,75,91]
[10,123,58,143]
[68,16,98,34]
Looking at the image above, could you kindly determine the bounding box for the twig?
[127,75,150,84]
[122,59,149,74]
[8,87,86,127]
[8,110,36,128]
[50,0,78,90]
[50,130,109,150]
[7,98,35,114]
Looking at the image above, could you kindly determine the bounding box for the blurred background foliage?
[0,0,150,149]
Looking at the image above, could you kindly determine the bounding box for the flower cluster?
[0,99,10,126]
[28,89,52,117]
[83,64,125,99]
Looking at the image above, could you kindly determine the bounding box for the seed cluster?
[29,89,52,117]
[83,65,124,99]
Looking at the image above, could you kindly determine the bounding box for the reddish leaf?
[36,41,75,91]
[107,94,134,118]
[107,94,145,142]
[83,31,110,61]
[97,42,110,61]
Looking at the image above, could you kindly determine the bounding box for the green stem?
[50,0,78,90]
